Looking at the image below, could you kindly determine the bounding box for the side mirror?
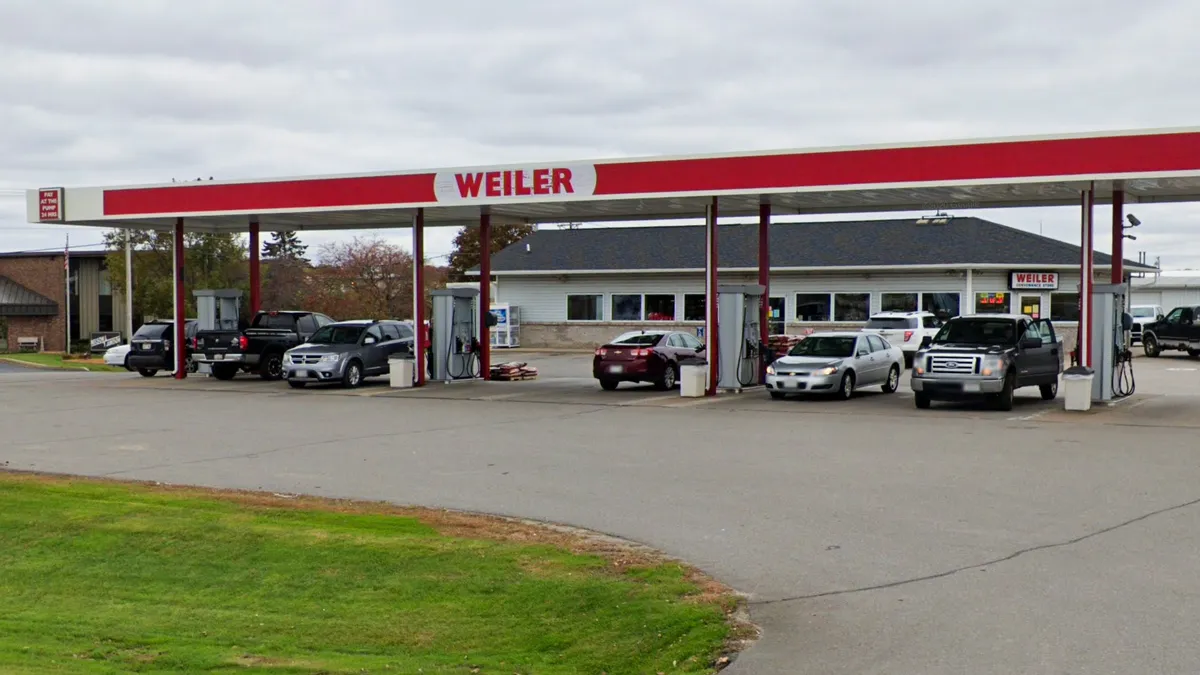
[1020,337,1042,350]
[857,350,869,358]
[364,337,377,345]
[1157,314,1165,321]
[920,335,932,349]
[695,344,705,352]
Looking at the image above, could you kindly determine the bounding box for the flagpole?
[64,233,70,354]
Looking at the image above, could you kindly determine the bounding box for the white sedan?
[103,344,133,370]
[765,331,904,400]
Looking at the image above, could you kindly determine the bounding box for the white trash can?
[1062,366,1094,411]
[389,357,415,388]
[679,363,707,397]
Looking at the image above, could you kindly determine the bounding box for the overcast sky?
[3,0,1200,268]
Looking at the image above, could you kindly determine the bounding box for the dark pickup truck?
[194,310,335,380]
[909,313,1063,411]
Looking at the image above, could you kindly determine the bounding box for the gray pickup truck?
[910,313,1063,411]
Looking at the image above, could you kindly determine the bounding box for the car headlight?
[765,365,775,375]
[320,354,341,362]
[980,356,1005,376]
[816,366,839,376]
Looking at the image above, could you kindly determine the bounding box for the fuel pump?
[716,284,765,391]
[1089,283,1135,400]
[430,288,482,382]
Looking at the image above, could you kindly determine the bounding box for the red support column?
[1111,188,1124,284]
[478,210,492,380]
[758,199,770,384]
[412,209,426,387]
[173,218,187,380]
[1078,186,1094,368]
[248,219,261,315]
[705,197,720,395]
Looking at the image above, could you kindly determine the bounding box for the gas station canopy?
[27,126,1200,232]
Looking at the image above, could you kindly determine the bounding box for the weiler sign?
[433,164,596,203]
[1009,271,1059,290]
[38,187,64,222]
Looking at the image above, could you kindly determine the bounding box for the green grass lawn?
[0,473,743,674]
[0,353,126,373]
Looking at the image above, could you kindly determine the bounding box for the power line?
[1,241,108,255]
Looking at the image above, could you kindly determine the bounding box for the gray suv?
[282,319,415,389]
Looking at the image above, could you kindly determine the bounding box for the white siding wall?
[497,269,1097,323]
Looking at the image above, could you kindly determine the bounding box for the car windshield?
[865,317,915,329]
[307,325,365,345]
[1130,307,1157,318]
[933,319,1016,345]
[611,332,664,346]
[788,336,857,358]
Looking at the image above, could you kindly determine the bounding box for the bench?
[16,337,41,352]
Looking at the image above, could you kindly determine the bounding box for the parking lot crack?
[751,493,1200,605]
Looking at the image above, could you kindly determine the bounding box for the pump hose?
[1112,348,1135,397]
[736,333,757,387]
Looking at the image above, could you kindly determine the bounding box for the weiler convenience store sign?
[1009,271,1059,290]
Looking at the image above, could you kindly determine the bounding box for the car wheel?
[837,371,855,400]
[185,355,198,374]
[994,374,1015,411]
[656,363,678,390]
[1040,380,1058,400]
[259,353,284,380]
[211,364,238,380]
[342,360,363,388]
[1144,334,1161,357]
[599,379,619,391]
[881,364,901,393]
[769,391,786,400]
[1189,349,1200,359]
[137,368,157,378]
[914,392,931,409]
[287,381,307,389]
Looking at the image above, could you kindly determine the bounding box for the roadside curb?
[0,356,107,372]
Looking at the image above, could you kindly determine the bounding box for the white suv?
[861,311,945,367]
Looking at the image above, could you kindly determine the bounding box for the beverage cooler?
[489,303,520,348]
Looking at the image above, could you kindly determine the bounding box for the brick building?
[0,251,127,352]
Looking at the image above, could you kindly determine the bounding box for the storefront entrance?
[1020,295,1043,320]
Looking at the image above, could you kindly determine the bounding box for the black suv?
[127,319,200,377]
[909,313,1063,411]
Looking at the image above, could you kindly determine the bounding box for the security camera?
[1124,234,1137,241]
[1126,214,1141,227]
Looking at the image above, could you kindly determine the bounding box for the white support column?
[965,268,973,313]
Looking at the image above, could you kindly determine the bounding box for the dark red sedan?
[593,330,705,390]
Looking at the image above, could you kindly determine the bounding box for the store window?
[834,293,870,322]
[881,292,918,313]
[683,294,706,321]
[566,294,602,321]
[611,294,643,321]
[922,292,961,320]
[974,292,1010,314]
[795,293,831,321]
[644,294,676,321]
[1049,293,1079,322]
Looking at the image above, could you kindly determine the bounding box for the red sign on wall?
[38,188,64,222]
[1009,271,1058,290]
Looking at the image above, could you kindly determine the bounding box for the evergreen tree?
[262,231,308,262]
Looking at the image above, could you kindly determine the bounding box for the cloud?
[2,0,1199,268]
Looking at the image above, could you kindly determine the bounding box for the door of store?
[768,297,785,335]
[1019,295,1043,320]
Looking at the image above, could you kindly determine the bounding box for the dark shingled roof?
[483,217,1143,273]
[0,276,57,316]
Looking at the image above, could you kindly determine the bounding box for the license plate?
[608,365,623,373]
[140,342,152,350]
[212,354,223,360]
[963,383,981,392]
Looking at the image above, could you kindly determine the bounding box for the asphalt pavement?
[3,357,1200,674]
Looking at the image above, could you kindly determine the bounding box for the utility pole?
[125,228,133,342]
[64,233,71,354]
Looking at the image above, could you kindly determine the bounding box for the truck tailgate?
[243,328,298,352]
[196,330,241,357]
